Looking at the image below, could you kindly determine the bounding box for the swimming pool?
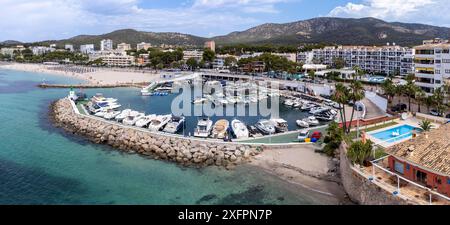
[370,125,421,144]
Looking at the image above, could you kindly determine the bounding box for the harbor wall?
[51,98,261,169]
[339,143,409,205]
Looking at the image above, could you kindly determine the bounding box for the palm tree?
[347,80,365,133]
[432,87,448,116]
[352,66,364,80]
[403,74,418,112]
[381,79,397,103]
[332,83,349,132]
[415,89,426,113]
[425,95,434,113]
[419,120,433,132]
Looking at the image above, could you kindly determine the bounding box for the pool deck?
[366,117,441,148]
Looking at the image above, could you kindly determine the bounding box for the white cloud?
[0,0,290,42]
[329,0,450,26]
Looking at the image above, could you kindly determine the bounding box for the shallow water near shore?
[0,69,340,205]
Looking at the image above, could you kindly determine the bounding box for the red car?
[310,131,322,140]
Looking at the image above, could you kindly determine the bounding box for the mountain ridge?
[3,17,450,48]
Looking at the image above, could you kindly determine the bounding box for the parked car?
[391,103,407,112]
[297,130,310,142]
[430,109,442,117]
[311,131,322,140]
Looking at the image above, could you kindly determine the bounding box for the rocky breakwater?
[51,99,261,169]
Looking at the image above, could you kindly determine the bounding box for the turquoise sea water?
[0,69,339,205]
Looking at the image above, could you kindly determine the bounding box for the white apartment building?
[80,44,95,54]
[100,39,113,51]
[31,46,55,55]
[414,41,450,95]
[183,50,203,61]
[137,42,152,51]
[298,44,414,76]
[89,51,134,67]
[117,43,131,52]
[0,45,26,56]
[65,44,74,52]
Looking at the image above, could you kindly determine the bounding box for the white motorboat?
[94,109,109,117]
[88,102,121,114]
[91,93,118,104]
[103,110,121,120]
[231,119,249,139]
[115,109,132,122]
[163,116,185,134]
[141,88,151,96]
[211,119,230,139]
[296,120,310,128]
[194,117,213,138]
[303,116,320,126]
[255,119,276,135]
[123,111,144,126]
[293,100,302,108]
[226,96,237,104]
[148,115,172,131]
[310,107,330,115]
[270,118,289,133]
[301,103,317,111]
[284,99,294,107]
[135,114,157,128]
[192,97,207,104]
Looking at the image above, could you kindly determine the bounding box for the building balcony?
[415,81,437,88]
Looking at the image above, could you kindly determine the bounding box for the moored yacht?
[115,109,132,122]
[163,116,185,134]
[148,115,172,131]
[270,118,289,133]
[255,119,276,135]
[123,111,145,126]
[211,119,229,139]
[303,116,320,126]
[103,110,121,120]
[135,114,157,128]
[194,117,213,138]
[231,119,249,139]
[296,120,310,128]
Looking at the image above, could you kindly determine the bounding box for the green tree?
[333,57,345,69]
[415,89,427,113]
[347,140,374,166]
[432,87,448,116]
[402,74,419,111]
[346,81,365,133]
[419,120,433,131]
[308,70,316,81]
[224,56,237,68]
[381,79,398,103]
[323,122,344,156]
[186,58,198,71]
[202,49,215,65]
[332,83,349,132]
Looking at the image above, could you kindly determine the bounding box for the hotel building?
[89,51,134,67]
[100,39,113,51]
[204,41,216,52]
[413,39,450,95]
[298,44,414,76]
[183,50,203,62]
[31,46,55,55]
[137,42,152,51]
[65,44,74,52]
[80,44,95,54]
[117,43,131,52]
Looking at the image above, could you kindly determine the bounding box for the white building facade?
[31,46,55,55]
[117,43,131,52]
[137,42,152,51]
[89,51,135,67]
[414,41,450,95]
[100,39,113,51]
[298,45,414,76]
[183,50,203,61]
[80,44,95,54]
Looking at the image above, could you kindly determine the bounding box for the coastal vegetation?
[346,140,374,166]
[237,53,299,72]
[419,120,433,132]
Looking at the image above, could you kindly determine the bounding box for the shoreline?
[0,63,163,85]
[250,146,351,204]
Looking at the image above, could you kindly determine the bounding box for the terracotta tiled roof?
[386,124,450,176]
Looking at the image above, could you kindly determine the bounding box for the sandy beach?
[251,144,350,204]
[0,63,163,85]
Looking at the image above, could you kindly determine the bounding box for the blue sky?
[1,0,449,42]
